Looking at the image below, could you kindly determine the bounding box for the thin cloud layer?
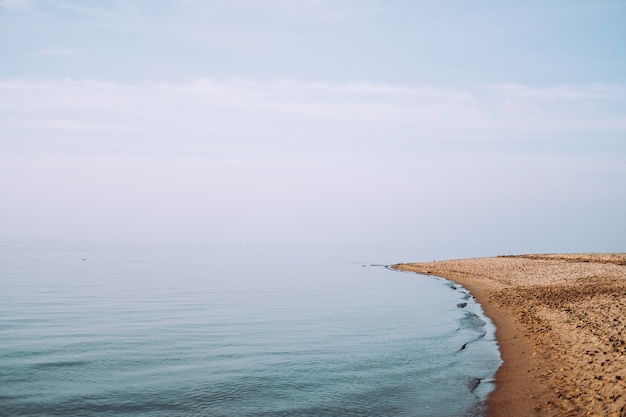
[2,78,624,155]
[0,0,31,9]
[1,1,625,256]
[3,0,625,84]
[1,78,625,254]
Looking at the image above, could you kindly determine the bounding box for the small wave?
[31,360,90,370]
[445,282,477,304]
[459,311,487,330]
[456,328,488,352]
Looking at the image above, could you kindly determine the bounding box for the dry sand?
[394,254,626,417]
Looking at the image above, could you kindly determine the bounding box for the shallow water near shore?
[1,242,501,416]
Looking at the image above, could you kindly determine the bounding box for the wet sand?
[394,254,626,417]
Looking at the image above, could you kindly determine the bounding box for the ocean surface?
[0,242,501,417]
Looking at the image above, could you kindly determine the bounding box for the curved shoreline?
[393,254,626,417]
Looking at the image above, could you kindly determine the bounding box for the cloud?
[1,78,624,157]
[479,83,626,131]
[174,0,383,21]
[35,47,76,56]
[1,77,624,249]
[489,83,625,102]
[46,1,117,17]
[0,0,118,18]
[0,0,31,9]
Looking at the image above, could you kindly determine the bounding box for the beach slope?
[394,254,626,417]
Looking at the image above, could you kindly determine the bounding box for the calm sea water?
[0,242,501,417]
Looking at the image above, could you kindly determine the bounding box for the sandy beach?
[394,254,626,417]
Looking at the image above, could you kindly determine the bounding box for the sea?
[0,242,501,417]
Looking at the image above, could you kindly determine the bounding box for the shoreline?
[393,254,626,417]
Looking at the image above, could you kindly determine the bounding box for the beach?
[394,254,626,417]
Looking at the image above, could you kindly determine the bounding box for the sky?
[1,0,625,260]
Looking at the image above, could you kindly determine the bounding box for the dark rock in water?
[457,302,467,308]
[450,285,457,290]
[468,377,482,393]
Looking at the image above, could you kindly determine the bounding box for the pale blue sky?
[1,0,625,259]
